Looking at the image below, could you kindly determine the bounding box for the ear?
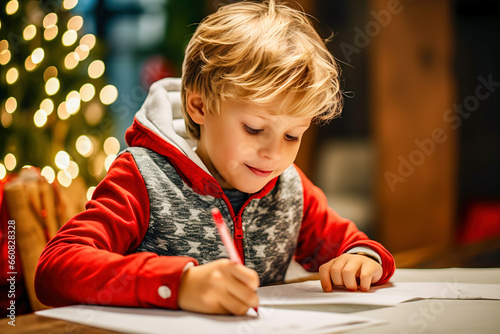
[185,91,206,125]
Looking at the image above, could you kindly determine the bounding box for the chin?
[232,182,266,194]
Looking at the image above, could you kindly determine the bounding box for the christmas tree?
[0,0,119,197]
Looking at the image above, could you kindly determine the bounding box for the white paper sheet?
[257,281,500,306]
[36,305,385,334]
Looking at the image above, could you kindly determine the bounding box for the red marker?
[211,207,259,315]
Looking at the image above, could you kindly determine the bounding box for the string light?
[0,40,10,65]
[55,151,70,170]
[66,91,81,115]
[5,97,17,113]
[25,55,37,71]
[0,49,10,65]
[43,66,58,81]
[34,109,48,127]
[31,47,45,64]
[57,170,72,187]
[1,113,12,128]
[40,98,54,115]
[88,60,104,79]
[45,77,60,95]
[0,163,6,180]
[75,44,89,61]
[80,34,96,50]
[84,101,104,126]
[4,153,16,171]
[44,25,58,41]
[86,186,96,201]
[64,51,79,69]
[5,1,19,15]
[103,137,120,155]
[43,13,58,28]
[41,166,56,183]
[99,85,118,105]
[80,83,95,102]
[104,154,116,171]
[62,29,78,46]
[63,0,79,11]
[23,24,37,41]
[67,16,84,31]
[6,67,18,84]
[57,101,70,120]
[76,135,93,157]
[67,161,79,179]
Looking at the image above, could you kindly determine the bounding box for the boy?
[36,0,395,315]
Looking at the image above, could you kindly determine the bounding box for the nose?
[258,135,282,161]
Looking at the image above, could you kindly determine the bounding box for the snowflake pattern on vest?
[127,147,303,285]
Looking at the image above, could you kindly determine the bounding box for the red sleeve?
[294,166,395,284]
[35,152,198,309]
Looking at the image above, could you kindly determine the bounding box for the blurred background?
[0,0,499,315]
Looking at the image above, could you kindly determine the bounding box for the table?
[1,267,499,333]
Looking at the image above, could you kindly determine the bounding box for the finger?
[219,288,254,315]
[330,257,348,288]
[342,262,360,291]
[230,264,260,291]
[319,261,333,292]
[225,269,260,308]
[358,265,374,292]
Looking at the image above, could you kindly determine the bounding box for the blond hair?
[181,0,342,139]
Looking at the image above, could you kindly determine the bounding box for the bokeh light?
[0,163,6,180]
[44,25,58,41]
[4,153,16,171]
[104,137,120,155]
[63,0,79,11]
[6,67,18,84]
[57,170,72,187]
[99,85,118,105]
[67,16,83,31]
[43,13,58,28]
[57,101,70,120]
[45,77,60,95]
[40,98,54,115]
[31,47,45,64]
[5,1,19,15]
[104,154,116,171]
[86,186,96,201]
[76,135,93,157]
[62,29,78,46]
[5,97,17,113]
[23,24,37,41]
[34,109,48,127]
[43,66,58,81]
[80,34,96,50]
[64,52,80,69]
[80,83,95,102]
[55,151,70,170]
[88,60,104,79]
[41,166,56,183]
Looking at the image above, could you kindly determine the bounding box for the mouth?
[246,165,273,177]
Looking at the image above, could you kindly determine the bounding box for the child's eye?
[285,134,299,142]
[243,124,263,135]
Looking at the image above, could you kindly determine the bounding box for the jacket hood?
[125,78,210,175]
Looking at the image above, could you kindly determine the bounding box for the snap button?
[158,285,172,299]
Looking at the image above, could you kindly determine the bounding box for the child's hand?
[178,259,260,315]
[319,253,382,292]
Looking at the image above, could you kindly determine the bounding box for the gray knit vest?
[126,147,304,285]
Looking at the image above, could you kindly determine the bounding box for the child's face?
[196,99,311,193]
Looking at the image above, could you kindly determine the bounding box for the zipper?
[218,190,246,264]
[233,214,245,264]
